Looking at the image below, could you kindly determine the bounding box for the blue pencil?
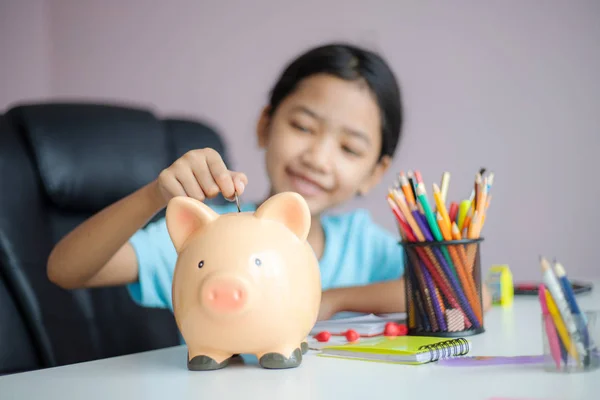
[554,261,591,364]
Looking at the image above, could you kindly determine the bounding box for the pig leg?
[301,341,308,354]
[187,349,233,371]
[258,345,303,369]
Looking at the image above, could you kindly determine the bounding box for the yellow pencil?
[457,200,471,231]
[544,287,579,361]
[433,183,452,232]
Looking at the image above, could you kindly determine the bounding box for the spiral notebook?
[318,336,471,365]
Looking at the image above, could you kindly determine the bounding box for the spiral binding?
[418,338,470,362]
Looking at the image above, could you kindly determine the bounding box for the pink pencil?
[539,283,561,368]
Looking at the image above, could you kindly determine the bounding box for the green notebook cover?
[319,336,471,365]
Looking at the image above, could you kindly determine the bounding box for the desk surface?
[2,285,599,400]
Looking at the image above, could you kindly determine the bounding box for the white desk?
[1,286,599,400]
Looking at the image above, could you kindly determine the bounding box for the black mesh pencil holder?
[402,238,485,337]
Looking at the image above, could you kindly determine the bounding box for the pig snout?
[201,276,249,314]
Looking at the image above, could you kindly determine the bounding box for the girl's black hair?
[267,43,403,160]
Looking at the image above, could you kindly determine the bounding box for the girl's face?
[257,73,391,216]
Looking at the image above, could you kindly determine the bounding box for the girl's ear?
[358,155,392,195]
[256,106,272,148]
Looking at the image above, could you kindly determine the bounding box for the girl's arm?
[318,278,493,320]
[47,148,247,290]
[47,180,166,289]
[318,279,406,320]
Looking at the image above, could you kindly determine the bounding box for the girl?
[47,43,490,325]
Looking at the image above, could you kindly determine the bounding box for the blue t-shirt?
[126,202,405,311]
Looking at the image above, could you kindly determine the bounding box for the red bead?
[384,322,401,337]
[397,324,408,336]
[345,329,360,342]
[314,331,331,342]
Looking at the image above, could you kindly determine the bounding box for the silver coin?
[234,192,241,212]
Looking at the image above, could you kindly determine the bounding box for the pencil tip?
[539,256,551,270]
[554,262,565,276]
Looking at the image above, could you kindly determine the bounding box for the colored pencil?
[541,257,586,364]
[440,172,451,203]
[544,285,579,362]
[389,196,472,327]
[553,261,591,363]
[398,172,416,206]
[433,183,452,232]
[438,214,483,325]
[449,202,459,223]
[386,168,493,334]
[407,170,418,202]
[457,200,471,231]
[539,284,564,368]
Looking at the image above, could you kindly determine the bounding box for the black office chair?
[0,103,231,373]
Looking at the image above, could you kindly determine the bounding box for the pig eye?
[198,260,204,269]
[254,257,262,267]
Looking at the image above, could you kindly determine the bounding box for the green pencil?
[416,183,458,279]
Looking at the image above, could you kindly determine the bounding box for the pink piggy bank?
[165,191,322,370]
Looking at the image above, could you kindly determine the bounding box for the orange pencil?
[476,176,488,214]
[462,214,472,237]
[481,195,492,228]
[433,183,451,231]
[474,172,482,210]
[468,210,484,239]
[434,287,446,314]
[452,221,479,308]
[398,172,416,205]
[438,214,482,324]
[451,222,462,241]
[389,189,424,242]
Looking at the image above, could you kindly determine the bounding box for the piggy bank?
[165,191,322,371]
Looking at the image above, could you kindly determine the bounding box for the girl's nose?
[301,136,333,173]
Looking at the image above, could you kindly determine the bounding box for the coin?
[234,192,241,212]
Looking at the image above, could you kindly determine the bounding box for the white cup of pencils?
[539,257,600,373]
[387,169,491,337]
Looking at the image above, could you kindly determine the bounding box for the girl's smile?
[285,166,332,198]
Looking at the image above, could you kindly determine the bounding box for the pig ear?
[165,196,218,252]
[254,192,311,241]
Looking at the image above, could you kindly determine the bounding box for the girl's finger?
[231,172,248,196]
[205,150,237,200]
[175,165,205,201]
[191,156,220,199]
[159,170,187,198]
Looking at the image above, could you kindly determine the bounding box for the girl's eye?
[198,260,204,269]
[342,145,361,156]
[254,258,262,267]
[291,122,311,133]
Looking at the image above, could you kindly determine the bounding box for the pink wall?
[2,1,600,280]
[0,0,51,109]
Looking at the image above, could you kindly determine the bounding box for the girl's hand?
[156,148,248,205]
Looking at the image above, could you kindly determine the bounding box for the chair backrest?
[0,269,42,375]
[0,102,231,372]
